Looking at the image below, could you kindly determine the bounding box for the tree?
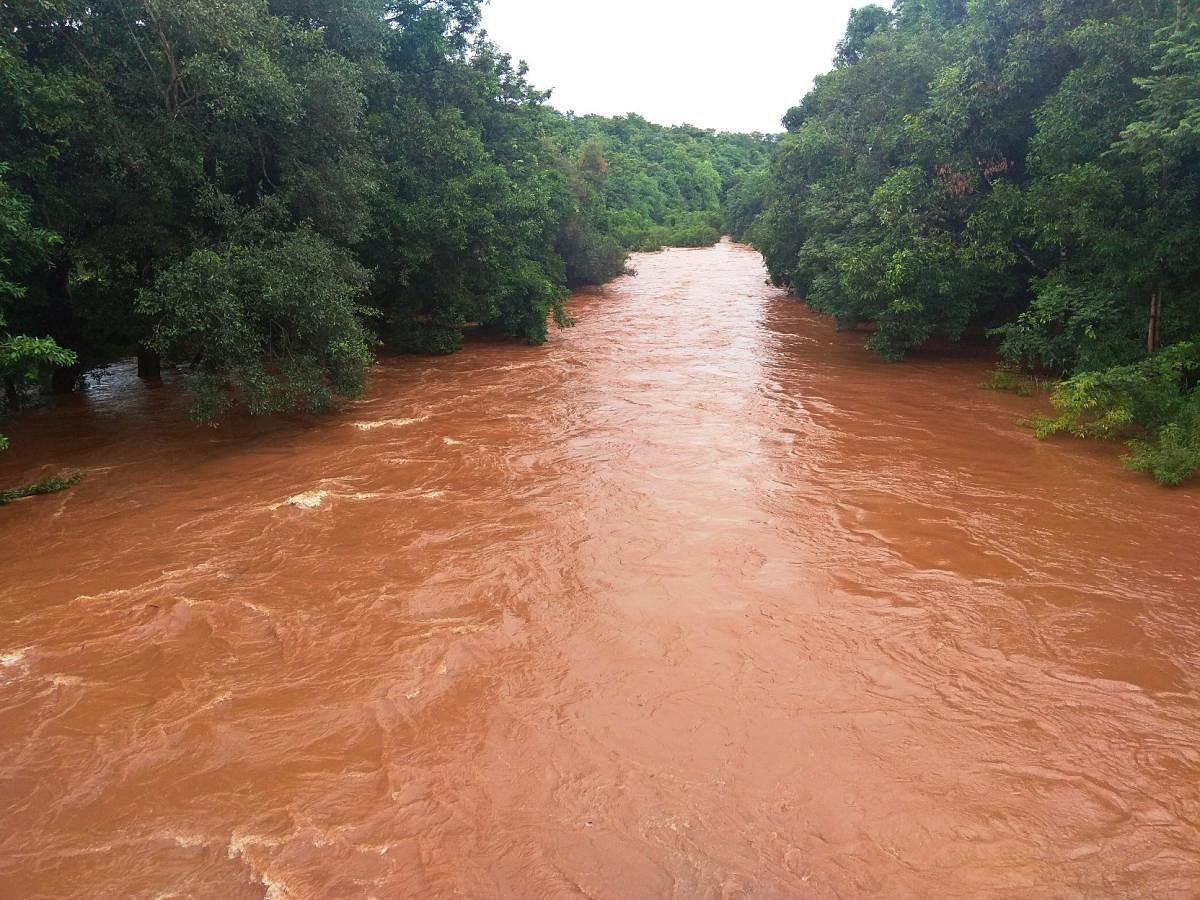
[0,0,766,447]
[138,221,373,421]
[835,5,892,67]
[750,0,1200,481]
[0,166,75,448]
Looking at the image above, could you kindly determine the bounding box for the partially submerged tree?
[0,166,75,448]
[750,0,1200,482]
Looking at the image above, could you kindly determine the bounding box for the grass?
[0,471,85,507]
[983,366,1053,398]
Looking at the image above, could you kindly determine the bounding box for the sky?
[479,0,864,134]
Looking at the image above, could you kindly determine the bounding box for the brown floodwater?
[1,240,1199,898]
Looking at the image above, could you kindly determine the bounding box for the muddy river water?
[1,240,1199,897]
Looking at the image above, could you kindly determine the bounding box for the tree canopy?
[747,0,1200,484]
[0,0,766,443]
[551,114,772,251]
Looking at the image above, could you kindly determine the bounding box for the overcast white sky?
[479,0,865,134]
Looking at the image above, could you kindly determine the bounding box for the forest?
[0,0,766,449]
[554,114,771,252]
[741,0,1200,484]
[4,0,1198,486]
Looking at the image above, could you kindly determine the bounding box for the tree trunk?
[1147,284,1162,355]
[137,345,161,379]
[46,253,83,394]
[134,252,161,380]
[51,364,83,394]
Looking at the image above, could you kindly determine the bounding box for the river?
[1,240,1198,897]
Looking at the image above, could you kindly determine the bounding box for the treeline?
[0,1,763,448]
[553,114,772,251]
[3,0,582,427]
[746,0,1200,484]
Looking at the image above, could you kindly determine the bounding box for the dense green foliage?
[1034,342,1200,485]
[17,0,1181,488]
[0,470,84,506]
[749,0,1200,484]
[552,115,772,251]
[0,1,770,445]
[0,0,608,426]
[0,164,75,449]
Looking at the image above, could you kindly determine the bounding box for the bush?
[1034,342,1200,484]
[138,227,374,421]
[557,218,629,286]
[0,471,85,506]
[1127,421,1200,486]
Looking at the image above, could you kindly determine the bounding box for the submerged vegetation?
[0,0,767,440]
[0,471,84,506]
[2,0,1195,485]
[1033,343,1200,486]
[744,0,1200,484]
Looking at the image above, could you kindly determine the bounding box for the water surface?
[1,240,1198,897]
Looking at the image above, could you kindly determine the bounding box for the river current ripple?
[1,240,1199,897]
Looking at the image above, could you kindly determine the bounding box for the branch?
[1011,239,1047,276]
[113,0,171,111]
[142,0,182,117]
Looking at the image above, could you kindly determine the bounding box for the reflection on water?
[1,240,1198,896]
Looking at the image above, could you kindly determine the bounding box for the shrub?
[1034,342,1200,484]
